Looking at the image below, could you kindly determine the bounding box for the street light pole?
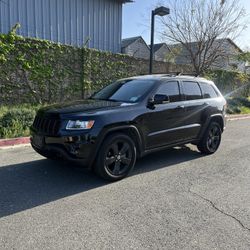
[149,10,155,75]
[149,6,170,74]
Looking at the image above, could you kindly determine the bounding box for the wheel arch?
[209,114,225,132]
[89,124,144,168]
[198,114,225,142]
[197,114,223,154]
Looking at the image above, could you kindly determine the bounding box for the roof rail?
[164,72,200,77]
[181,73,200,77]
[161,72,181,77]
[165,72,182,76]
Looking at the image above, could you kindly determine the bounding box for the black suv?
[31,75,227,181]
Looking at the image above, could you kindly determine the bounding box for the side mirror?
[152,94,170,105]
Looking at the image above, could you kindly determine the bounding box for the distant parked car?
[31,74,227,181]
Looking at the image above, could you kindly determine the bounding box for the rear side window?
[199,82,218,98]
[156,81,181,102]
[183,81,202,100]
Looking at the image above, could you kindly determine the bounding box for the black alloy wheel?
[206,124,221,152]
[198,122,222,154]
[95,133,136,181]
[104,140,133,176]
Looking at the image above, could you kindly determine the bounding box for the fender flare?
[198,113,225,140]
[88,124,144,168]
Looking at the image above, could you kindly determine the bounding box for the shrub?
[0,108,36,138]
[240,106,250,114]
[0,106,9,119]
[226,97,250,115]
[229,106,241,114]
[234,97,250,108]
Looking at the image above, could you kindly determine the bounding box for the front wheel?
[94,133,137,181]
[197,122,222,154]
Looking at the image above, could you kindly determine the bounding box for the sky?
[122,0,250,50]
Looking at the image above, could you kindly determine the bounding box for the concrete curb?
[0,137,30,148]
[226,114,250,121]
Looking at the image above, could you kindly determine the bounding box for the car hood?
[38,99,134,115]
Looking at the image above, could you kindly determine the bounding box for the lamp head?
[154,6,170,16]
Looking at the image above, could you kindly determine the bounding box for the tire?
[94,133,137,181]
[197,122,222,154]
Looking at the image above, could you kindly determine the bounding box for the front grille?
[32,116,60,135]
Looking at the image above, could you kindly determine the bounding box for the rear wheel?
[197,122,222,154]
[95,133,136,181]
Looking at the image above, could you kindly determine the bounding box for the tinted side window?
[200,82,218,98]
[156,81,181,102]
[183,81,202,100]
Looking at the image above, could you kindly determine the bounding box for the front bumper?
[30,132,96,167]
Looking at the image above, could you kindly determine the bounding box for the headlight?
[66,120,95,130]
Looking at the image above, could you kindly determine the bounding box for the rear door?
[180,80,204,140]
[145,80,186,149]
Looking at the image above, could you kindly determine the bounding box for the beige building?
[122,36,247,72]
[121,36,150,60]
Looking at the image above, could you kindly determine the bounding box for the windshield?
[91,79,155,103]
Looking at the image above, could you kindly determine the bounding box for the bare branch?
[159,0,248,74]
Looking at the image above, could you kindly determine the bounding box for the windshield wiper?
[91,97,121,102]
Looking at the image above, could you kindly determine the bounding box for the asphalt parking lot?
[0,119,250,250]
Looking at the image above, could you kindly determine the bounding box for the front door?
[144,80,186,149]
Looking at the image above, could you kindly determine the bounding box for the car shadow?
[0,146,202,218]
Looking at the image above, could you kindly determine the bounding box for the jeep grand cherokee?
[31,75,227,181]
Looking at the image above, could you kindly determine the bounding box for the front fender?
[88,124,144,168]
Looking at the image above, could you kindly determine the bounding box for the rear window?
[199,82,218,98]
[183,81,202,100]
